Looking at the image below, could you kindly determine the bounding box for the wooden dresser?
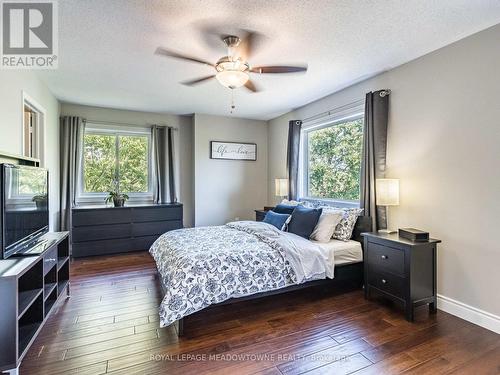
[362,232,441,321]
[71,203,183,257]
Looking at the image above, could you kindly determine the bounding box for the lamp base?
[378,229,397,234]
[276,196,286,204]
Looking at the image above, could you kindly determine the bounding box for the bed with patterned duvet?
[149,220,333,327]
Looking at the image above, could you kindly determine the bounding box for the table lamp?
[376,178,399,234]
[275,178,288,203]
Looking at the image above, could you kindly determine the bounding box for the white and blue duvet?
[149,221,332,327]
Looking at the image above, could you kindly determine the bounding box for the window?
[22,92,45,163]
[78,124,152,203]
[302,111,364,204]
[24,106,38,158]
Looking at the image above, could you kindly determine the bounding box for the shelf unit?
[0,232,70,373]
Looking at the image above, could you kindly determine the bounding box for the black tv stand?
[0,231,70,375]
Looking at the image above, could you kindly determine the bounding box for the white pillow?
[280,199,304,206]
[310,210,344,242]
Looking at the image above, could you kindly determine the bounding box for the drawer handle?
[45,258,56,262]
[381,255,388,259]
[381,279,387,284]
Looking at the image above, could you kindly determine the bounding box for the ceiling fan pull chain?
[230,89,236,114]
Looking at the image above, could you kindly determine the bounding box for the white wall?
[60,103,195,228]
[268,24,500,329]
[194,114,268,226]
[0,71,60,230]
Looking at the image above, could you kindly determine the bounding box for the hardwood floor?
[21,252,499,375]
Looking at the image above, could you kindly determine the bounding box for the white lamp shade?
[275,178,288,197]
[376,179,400,206]
[215,70,249,89]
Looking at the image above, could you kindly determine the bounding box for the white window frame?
[22,91,46,165]
[77,123,153,205]
[299,103,365,208]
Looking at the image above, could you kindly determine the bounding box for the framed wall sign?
[210,141,257,161]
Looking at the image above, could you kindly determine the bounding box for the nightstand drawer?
[366,242,404,275]
[367,269,406,299]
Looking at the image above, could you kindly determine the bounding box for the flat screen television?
[1,164,49,259]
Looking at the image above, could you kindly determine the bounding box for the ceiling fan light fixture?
[155,33,308,93]
[216,70,249,89]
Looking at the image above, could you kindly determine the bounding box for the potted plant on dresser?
[105,180,129,207]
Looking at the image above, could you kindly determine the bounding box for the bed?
[149,216,371,336]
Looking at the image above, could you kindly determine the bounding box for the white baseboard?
[437,294,500,334]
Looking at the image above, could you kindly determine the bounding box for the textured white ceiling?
[37,0,500,120]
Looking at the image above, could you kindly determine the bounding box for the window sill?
[76,194,154,206]
[72,202,181,210]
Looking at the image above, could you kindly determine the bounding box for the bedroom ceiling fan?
[155,33,307,93]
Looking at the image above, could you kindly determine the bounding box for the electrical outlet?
[235,217,240,221]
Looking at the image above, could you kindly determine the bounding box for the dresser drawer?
[131,206,183,222]
[131,220,182,237]
[367,269,406,299]
[367,242,405,276]
[72,224,131,243]
[73,209,131,226]
[43,247,57,275]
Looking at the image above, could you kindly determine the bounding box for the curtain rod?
[83,119,177,130]
[302,99,364,123]
[301,89,391,123]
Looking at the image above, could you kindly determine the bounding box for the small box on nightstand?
[399,228,429,242]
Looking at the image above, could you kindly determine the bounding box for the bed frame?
[160,216,372,336]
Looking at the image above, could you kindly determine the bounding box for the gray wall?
[267,24,500,324]
[194,114,268,226]
[0,71,60,230]
[60,103,195,228]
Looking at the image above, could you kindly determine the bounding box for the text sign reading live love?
[1,0,58,69]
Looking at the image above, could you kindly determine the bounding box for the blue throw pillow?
[288,206,323,239]
[263,210,291,230]
[274,203,296,215]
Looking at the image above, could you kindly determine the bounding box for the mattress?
[312,239,363,266]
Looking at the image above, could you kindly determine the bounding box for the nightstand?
[255,206,275,221]
[362,232,441,321]
[255,210,266,221]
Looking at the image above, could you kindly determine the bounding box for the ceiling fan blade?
[155,47,214,67]
[244,80,259,93]
[236,31,264,61]
[250,65,308,74]
[181,75,215,86]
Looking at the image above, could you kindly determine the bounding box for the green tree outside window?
[307,118,363,201]
[83,133,149,193]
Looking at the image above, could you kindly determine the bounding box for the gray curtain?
[286,120,302,200]
[60,116,84,231]
[360,90,390,230]
[152,125,176,204]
